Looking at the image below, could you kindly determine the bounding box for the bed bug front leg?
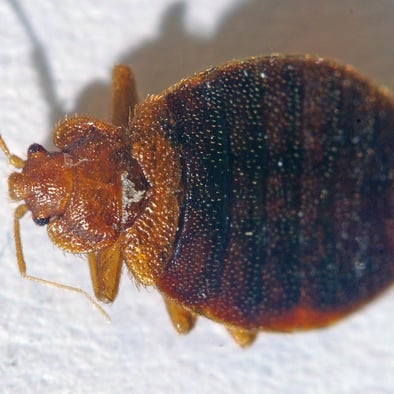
[82,65,139,303]
[111,64,139,127]
[88,240,123,303]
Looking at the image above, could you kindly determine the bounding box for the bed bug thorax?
[1,57,394,347]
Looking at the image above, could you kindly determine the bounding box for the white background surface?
[0,0,394,393]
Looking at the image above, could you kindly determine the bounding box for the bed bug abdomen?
[142,56,394,333]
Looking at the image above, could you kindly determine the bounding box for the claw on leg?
[164,297,196,334]
[227,326,257,347]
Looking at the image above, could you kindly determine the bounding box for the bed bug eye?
[28,143,47,156]
[33,216,50,226]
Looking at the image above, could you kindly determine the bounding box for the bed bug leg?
[226,327,258,347]
[164,297,197,334]
[88,241,123,303]
[11,202,110,321]
[85,65,139,304]
[111,64,139,127]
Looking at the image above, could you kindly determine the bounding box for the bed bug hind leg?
[227,326,258,347]
[12,203,110,321]
[164,297,197,334]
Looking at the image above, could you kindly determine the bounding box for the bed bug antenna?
[0,135,25,169]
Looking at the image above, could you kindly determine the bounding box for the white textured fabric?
[0,1,393,393]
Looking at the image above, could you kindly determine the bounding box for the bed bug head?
[0,137,73,225]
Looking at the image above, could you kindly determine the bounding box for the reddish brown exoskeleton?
[1,56,394,346]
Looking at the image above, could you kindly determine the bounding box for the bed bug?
[1,55,393,347]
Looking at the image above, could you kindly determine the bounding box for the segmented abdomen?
[156,56,394,329]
